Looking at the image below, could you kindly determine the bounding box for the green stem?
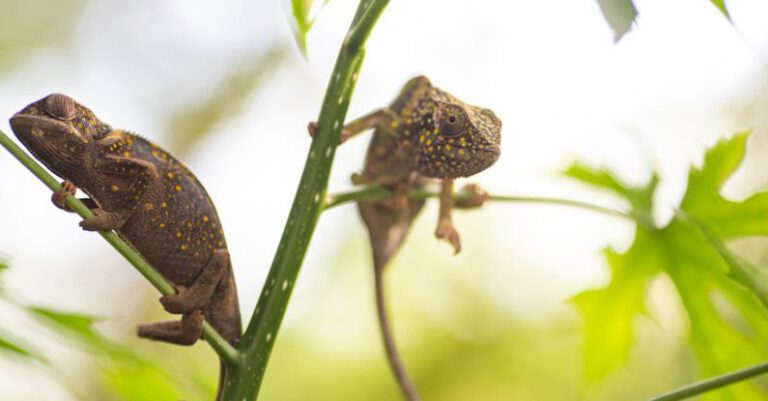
[0,129,241,368]
[219,1,391,400]
[649,360,768,401]
[324,185,644,224]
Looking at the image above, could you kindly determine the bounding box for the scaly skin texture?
[312,76,501,401]
[10,94,240,398]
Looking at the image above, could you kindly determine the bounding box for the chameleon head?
[416,99,501,178]
[9,93,109,177]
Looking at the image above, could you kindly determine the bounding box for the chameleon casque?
[312,76,501,401]
[10,94,240,397]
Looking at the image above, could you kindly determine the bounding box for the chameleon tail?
[215,362,226,401]
[374,264,422,401]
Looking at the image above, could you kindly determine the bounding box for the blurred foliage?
[595,0,638,42]
[595,0,730,41]
[571,132,768,400]
[0,0,85,72]
[287,0,317,55]
[165,45,289,155]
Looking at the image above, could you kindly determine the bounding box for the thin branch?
[649,360,768,401]
[324,185,651,227]
[0,129,241,368]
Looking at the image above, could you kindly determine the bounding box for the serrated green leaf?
[595,0,638,42]
[569,133,768,398]
[571,230,661,379]
[564,162,657,216]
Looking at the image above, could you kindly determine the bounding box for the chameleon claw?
[52,180,77,211]
[435,219,462,254]
[308,121,351,144]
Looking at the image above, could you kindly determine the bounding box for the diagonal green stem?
[219,1,391,399]
[0,129,241,368]
[649,360,768,401]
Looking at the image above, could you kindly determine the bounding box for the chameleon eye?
[94,123,112,139]
[44,93,76,121]
[440,112,465,137]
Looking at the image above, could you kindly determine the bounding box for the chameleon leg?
[80,155,159,231]
[79,208,133,231]
[136,309,204,346]
[159,249,229,314]
[308,108,400,144]
[435,179,461,254]
[51,180,98,212]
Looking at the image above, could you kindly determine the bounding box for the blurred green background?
[2,0,768,400]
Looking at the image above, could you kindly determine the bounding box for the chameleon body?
[10,94,240,398]
[316,76,501,401]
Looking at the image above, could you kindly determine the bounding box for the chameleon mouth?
[10,113,83,142]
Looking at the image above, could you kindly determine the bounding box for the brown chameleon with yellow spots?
[10,94,240,394]
[311,76,501,401]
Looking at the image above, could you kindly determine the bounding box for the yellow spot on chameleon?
[187,222,192,228]
[180,244,188,251]
[161,202,167,208]
[167,172,174,179]
[203,215,209,222]
[176,232,182,238]
[144,202,154,211]
[111,184,120,192]
[158,223,166,228]
[175,185,182,191]
[123,151,131,158]
[458,149,465,156]
[445,144,452,151]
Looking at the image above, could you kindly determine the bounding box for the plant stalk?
[218,1,391,399]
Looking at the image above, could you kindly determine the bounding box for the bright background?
[1,0,768,400]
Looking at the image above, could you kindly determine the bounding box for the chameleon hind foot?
[160,249,229,315]
[79,208,130,231]
[137,309,204,346]
[454,183,490,209]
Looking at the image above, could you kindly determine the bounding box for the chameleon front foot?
[137,310,204,346]
[307,121,352,144]
[435,218,461,254]
[51,180,76,211]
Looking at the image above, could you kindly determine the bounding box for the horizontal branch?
[324,185,651,227]
[0,129,241,367]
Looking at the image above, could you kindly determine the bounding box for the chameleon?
[10,93,240,398]
[310,76,501,401]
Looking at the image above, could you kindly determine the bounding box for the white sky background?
[0,0,768,398]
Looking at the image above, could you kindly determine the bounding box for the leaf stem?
[324,185,647,225]
[649,360,768,401]
[0,129,241,368]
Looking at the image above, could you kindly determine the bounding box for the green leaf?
[569,133,768,398]
[289,0,317,55]
[710,0,730,19]
[564,162,657,214]
[0,332,44,362]
[595,0,638,42]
